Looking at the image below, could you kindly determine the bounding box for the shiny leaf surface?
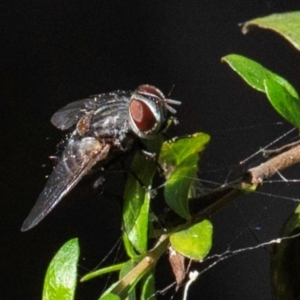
[170,220,213,260]
[223,54,300,126]
[123,136,163,254]
[242,11,300,51]
[159,133,210,219]
[43,238,79,300]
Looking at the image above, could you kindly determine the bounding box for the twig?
[191,143,300,223]
[247,144,300,184]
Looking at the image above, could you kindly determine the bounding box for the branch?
[191,143,300,223]
[110,234,170,297]
[131,142,300,281]
[247,143,300,184]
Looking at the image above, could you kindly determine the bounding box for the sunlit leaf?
[170,220,213,260]
[223,54,300,126]
[264,79,300,127]
[42,238,79,300]
[242,11,300,51]
[123,173,151,254]
[164,155,197,219]
[123,136,163,254]
[222,54,298,97]
[159,133,210,219]
[141,272,156,300]
[271,204,300,300]
[81,262,125,282]
[122,231,138,259]
[159,133,210,179]
[101,294,121,300]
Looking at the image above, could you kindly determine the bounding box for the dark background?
[2,1,300,299]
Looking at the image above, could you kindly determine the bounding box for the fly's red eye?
[129,99,156,131]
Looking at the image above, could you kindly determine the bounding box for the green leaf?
[159,133,210,219]
[264,79,300,127]
[222,54,298,97]
[170,220,213,260]
[141,272,156,300]
[242,11,300,51]
[101,294,121,300]
[271,204,300,299]
[223,54,300,126]
[164,155,197,219]
[159,133,210,179]
[81,262,126,282]
[123,175,151,254]
[123,136,163,254]
[43,238,80,300]
[122,231,138,259]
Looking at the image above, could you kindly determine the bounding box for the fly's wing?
[51,91,130,130]
[21,137,111,231]
[51,98,99,130]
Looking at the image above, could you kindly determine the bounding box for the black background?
[2,1,300,299]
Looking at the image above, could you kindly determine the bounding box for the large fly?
[21,85,181,231]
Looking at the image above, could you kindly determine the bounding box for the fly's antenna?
[164,98,181,114]
[164,84,181,114]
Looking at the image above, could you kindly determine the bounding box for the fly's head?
[128,85,181,139]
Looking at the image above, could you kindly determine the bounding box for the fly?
[21,85,181,231]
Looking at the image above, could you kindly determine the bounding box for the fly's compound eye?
[128,84,181,139]
[130,99,157,132]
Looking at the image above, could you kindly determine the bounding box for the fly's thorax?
[90,99,131,139]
